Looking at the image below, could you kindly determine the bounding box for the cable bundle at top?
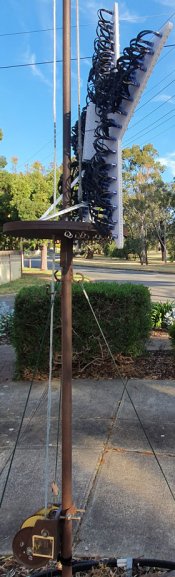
[70,6,173,244]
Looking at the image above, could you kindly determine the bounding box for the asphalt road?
[24,257,175,302]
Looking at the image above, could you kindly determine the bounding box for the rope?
[81,283,175,503]
[76,0,83,203]
[44,244,56,512]
[54,383,62,484]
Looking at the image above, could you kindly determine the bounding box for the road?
[23,257,175,302]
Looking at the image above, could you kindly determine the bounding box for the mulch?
[73,351,175,380]
[0,557,171,577]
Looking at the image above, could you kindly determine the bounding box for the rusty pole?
[61,1,73,577]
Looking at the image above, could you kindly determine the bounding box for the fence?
[0,251,22,285]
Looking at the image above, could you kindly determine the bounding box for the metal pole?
[53,0,57,206]
[61,1,73,577]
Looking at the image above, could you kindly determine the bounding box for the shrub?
[103,238,142,261]
[12,282,151,377]
[151,301,175,329]
[0,302,14,340]
[168,322,175,345]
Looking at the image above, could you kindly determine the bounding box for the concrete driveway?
[0,348,175,560]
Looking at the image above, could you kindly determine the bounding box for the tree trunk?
[140,218,147,265]
[160,240,166,262]
[41,244,47,270]
[145,243,148,265]
[159,222,167,263]
[20,241,24,270]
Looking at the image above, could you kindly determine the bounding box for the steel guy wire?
[81,283,127,388]
[0,298,54,503]
[125,385,175,503]
[81,284,175,504]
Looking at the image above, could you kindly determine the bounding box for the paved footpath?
[0,346,175,561]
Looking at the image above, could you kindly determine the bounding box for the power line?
[1,6,175,39]
[132,77,175,121]
[125,107,175,146]
[0,56,91,70]
[125,117,175,148]
[132,73,175,115]
[0,24,88,38]
[125,90,175,132]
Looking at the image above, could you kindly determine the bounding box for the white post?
[114,2,120,61]
[107,2,123,248]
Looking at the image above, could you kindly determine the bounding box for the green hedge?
[13,282,151,377]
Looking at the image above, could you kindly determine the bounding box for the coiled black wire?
[71,10,161,237]
[31,556,175,577]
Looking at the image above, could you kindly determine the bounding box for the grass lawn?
[73,253,175,273]
[0,272,51,295]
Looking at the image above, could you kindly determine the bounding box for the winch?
[12,505,62,568]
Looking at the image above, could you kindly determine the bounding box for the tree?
[0,129,7,169]
[122,144,171,264]
[11,156,18,173]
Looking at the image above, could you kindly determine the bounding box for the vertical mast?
[61,1,73,576]
[53,0,57,205]
[112,2,123,248]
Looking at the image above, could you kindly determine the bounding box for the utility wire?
[134,70,175,113]
[0,24,88,37]
[127,77,175,129]
[0,56,91,70]
[124,90,175,133]
[126,117,175,147]
[125,107,175,146]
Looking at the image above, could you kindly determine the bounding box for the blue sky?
[1,0,175,180]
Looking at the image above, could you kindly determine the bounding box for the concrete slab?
[0,447,101,554]
[126,380,175,423]
[0,345,16,383]
[110,419,150,452]
[74,450,175,559]
[1,377,175,562]
[146,333,172,352]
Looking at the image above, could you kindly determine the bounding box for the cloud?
[155,0,175,6]
[153,93,175,104]
[72,70,83,87]
[159,152,175,176]
[119,7,146,23]
[23,47,52,87]
[72,0,157,25]
[82,58,91,67]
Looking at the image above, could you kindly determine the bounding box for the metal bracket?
[117,557,133,575]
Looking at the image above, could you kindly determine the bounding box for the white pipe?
[76,0,83,202]
[114,3,120,63]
